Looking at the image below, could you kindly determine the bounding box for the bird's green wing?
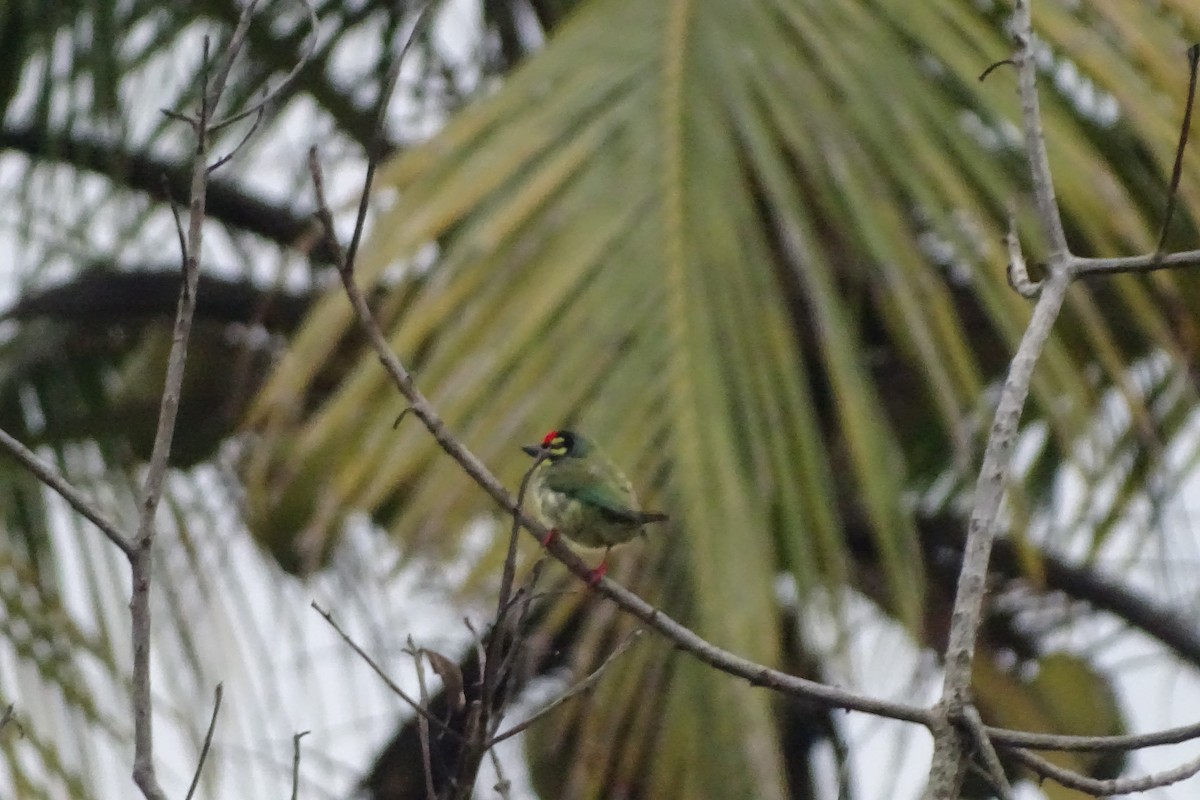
[543,459,640,522]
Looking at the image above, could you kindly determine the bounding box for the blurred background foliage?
[2,0,1200,798]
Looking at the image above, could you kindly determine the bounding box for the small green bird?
[522,429,668,583]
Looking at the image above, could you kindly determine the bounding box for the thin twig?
[978,59,1015,82]
[489,629,644,747]
[489,747,512,800]
[498,457,546,622]
[162,175,188,270]
[481,455,547,739]
[455,618,491,800]
[986,718,1200,752]
[208,96,266,174]
[493,558,548,697]
[1007,745,1200,796]
[1004,210,1041,298]
[465,618,489,681]
[1012,0,1068,257]
[160,108,194,126]
[405,637,439,800]
[1072,248,1200,277]
[959,705,1013,800]
[342,0,442,272]
[1155,44,1200,255]
[0,428,132,558]
[185,12,245,127]
[184,684,223,800]
[963,760,1007,799]
[291,730,310,800]
[463,616,490,699]
[208,0,320,134]
[310,602,462,739]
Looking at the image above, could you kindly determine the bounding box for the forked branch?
[925,1,1200,797]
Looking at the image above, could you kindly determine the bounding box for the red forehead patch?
[541,429,558,446]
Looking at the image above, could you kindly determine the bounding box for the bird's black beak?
[521,444,542,458]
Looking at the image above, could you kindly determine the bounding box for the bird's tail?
[638,511,669,524]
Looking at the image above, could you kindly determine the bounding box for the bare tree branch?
[489,747,512,800]
[0,123,337,262]
[207,0,319,134]
[311,602,463,740]
[184,685,224,800]
[0,427,133,558]
[131,3,264,796]
[1004,209,1040,298]
[1007,746,1200,796]
[987,718,1200,752]
[479,454,546,748]
[489,629,643,747]
[1073,249,1200,277]
[961,705,1013,800]
[925,236,1072,796]
[926,3,1200,796]
[1154,44,1200,255]
[1013,0,1068,257]
[405,637,439,800]
[291,730,310,800]
[925,1,1098,795]
[206,97,266,174]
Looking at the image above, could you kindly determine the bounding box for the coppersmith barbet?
[522,429,668,582]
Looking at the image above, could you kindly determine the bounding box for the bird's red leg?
[586,548,611,586]
[540,528,558,547]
